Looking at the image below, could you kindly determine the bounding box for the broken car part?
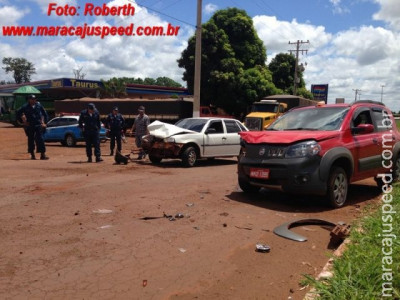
[273,219,337,242]
[255,244,271,253]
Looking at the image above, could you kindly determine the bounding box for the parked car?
[142,118,248,167]
[238,100,400,208]
[44,115,107,147]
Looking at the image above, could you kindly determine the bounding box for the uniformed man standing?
[78,103,103,163]
[16,94,49,160]
[131,105,150,159]
[106,106,125,156]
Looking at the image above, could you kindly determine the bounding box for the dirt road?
[0,122,380,300]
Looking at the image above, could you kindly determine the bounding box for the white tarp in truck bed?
[148,120,195,138]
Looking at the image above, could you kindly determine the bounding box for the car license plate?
[250,168,270,179]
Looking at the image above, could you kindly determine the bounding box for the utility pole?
[353,89,361,101]
[381,84,385,103]
[288,40,309,96]
[193,0,202,117]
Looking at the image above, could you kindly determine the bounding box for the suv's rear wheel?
[182,146,197,167]
[327,166,348,208]
[64,134,76,147]
[238,178,261,193]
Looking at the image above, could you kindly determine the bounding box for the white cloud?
[373,0,400,31]
[329,0,350,15]
[253,15,332,60]
[0,5,29,27]
[333,26,397,65]
[28,0,78,15]
[253,14,400,112]
[204,3,218,16]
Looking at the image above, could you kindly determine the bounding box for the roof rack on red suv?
[351,100,386,106]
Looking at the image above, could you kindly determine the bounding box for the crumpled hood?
[239,130,339,144]
[148,120,195,138]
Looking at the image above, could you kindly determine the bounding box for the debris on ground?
[273,219,337,242]
[330,224,351,244]
[255,244,270,253]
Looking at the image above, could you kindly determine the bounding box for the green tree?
[268,53,309,96]
[99,76,183,98]
[2,57,36,84]
[178,8,275,115]
[100,78,127,98]
[102,77,182,88]
[296,87,314,99]
[154,77,182,88]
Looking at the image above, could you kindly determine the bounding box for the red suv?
[237,101,400,207]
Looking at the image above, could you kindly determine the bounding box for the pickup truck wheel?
[182,147,197,167]
[64,134,76,147]
[327,166,348,208]
[238,178,261,193]
[149,155,162,164]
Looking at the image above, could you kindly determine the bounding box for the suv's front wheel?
[327,166,348,208]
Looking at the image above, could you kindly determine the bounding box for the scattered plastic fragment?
[235,225,252,230]
[255,244,270,253]
[178,248,186,253]
[98,225,112,229]
[93,209,113,214]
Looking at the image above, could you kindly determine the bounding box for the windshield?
[268,107,349,131]
[252,103,278,113]
[175,118,208,132]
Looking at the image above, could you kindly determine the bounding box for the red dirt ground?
[0,122,380,300]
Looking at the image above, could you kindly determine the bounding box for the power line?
[135,1,195,27]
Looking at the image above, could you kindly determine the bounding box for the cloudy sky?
[0,0,399,111]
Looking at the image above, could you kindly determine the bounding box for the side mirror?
[351,123,374,134]
[205,127,217,134]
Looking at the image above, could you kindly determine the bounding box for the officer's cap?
[88,103,95,110]
[28,94,36,100]
[113,106,118,111]
[138,106,145,111]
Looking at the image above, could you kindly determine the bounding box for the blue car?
[44,115,107,147]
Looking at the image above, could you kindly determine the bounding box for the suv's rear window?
[268,107,349,131]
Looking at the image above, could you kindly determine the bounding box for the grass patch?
[305,184,400,299]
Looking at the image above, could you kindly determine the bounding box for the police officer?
[106,106,125,156]
[16,94,49,160]
[78,103,103,163]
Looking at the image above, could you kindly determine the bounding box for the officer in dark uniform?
[16,94,49,160]
[78,103,103,162]
[106,106,125,156]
